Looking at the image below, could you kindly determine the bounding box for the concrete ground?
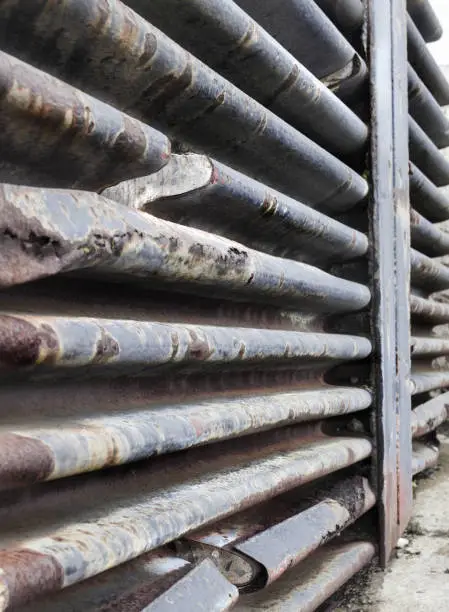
[339,431,449,611]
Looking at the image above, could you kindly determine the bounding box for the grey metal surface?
[410,209,449,257]
[412,442,440,475]
[409,118,449,188]
[412,393,449,438]
[407,0,443,42]
[410,163,449,222]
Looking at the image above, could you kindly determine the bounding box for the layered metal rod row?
[0,0,428,610]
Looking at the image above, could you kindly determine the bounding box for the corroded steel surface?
[411,368,449,395]
[412,442,440,475]
[0,425,372,608]
[0,0,368,210]
[411,336,449,357]
[0,185,371,312]
[234,541,375,611]
[412,393,449,438]
[0,385,371,487]
[104,154,369,263]
[0,52,170,191]
[410,295,449,325]
[124,0,367,156]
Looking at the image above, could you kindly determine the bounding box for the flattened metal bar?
[0,426,372,608]
[412,393,449,438]
[410,163,449,222]
[0,386,372,487]
[0,185,371,312]
[407,0,443,42]
[409,119,449,188]
[412,443,439,475]
[125,0,368,157]
[0,52,170,191]
[234,542,375,611]
[369,0,412,564]
[0,0,368,210]
[408,65,449,149]
[410,209,449,257]
[103,154,369,263]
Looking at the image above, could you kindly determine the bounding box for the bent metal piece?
[0,1,368,210]
[0,184,371,313]
[103,153,369,263]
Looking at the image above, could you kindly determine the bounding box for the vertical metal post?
[368,0,412,565]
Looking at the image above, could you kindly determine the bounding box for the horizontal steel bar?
[233,541,375,611]
[410,163,449,222]
[0,52,170,192]
[410,295,449,325]
[412,442,439,476]
[0,1,368,211]
[125,0,368,157]
[410,368,449,395]
[411,336,449,358]
[407,15,449,105]
[0,185,371,312]
[235,0,356,80]
[103,154,369,263]
[411,249,449,292]
[0,424,372,607]
[412,393,449,438]
[408,65,449,149]
[407,0,443,42]
[314,0,364,35]
[0,385,372,487]
[409,118,449,187]
[410,209,449,257]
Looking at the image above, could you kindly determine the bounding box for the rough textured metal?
[410,163,449,222]
[407,0,443,42]
[407,15,449,105]
[234,542,375,611]
[0,52,170,191]
[314,0,364,35]
[0,424,372,608]
[0,184,371,312]
[408,65,449,149]
[412,393,449,438]
[410,295,449,325]
[369,0,412,565]
[125,0,368,157]
[410,368,449,395]
[0,384,372,487]
[410,210,449,257]
[103,154,369,263]
[409,119,449,188]
[0,0,368,211]
[411,249,449,292]
[411,336,449,358]
[412,442,440,475]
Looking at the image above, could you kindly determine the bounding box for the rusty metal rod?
[0,385,372,487]
[411,248,449,292]
[103,154,369,264]
[412,393,449,438]
[409,119,449,187]
[232,542,375,611]
[407,15,449,105]
[410,163,449,222]
[410,209,449,257]
[408,65,449,149]
[407,0,443,43]
[410,368,449,395]
[0,185,371,312]
[412,442,439,476]
[0,0,368,210]
[410,295,449,325]
[0,425,372,608]
[0,52,170,192]
[125,0,368,157]
[411,336,449,358]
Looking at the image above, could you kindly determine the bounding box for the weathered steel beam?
[103,154,369,264]
[410,163,449,222]
[412,442,439,475]
[407,0,443,42]
[407,15,449,105]
[409,119,449,188]
[0,424,372,608]
[0,52,170,191]
[0,0,368,210]
[124,0,368,157]
[0,185,371,312]
[412,393,449,438]
[408,65,449,149]
[233,542,375,611]
[410,209,449,257]
[410,368,449,395]
[0,385,371,487]
[411,249,449,292]
[410,295,449,325]
[411,336,449,358]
